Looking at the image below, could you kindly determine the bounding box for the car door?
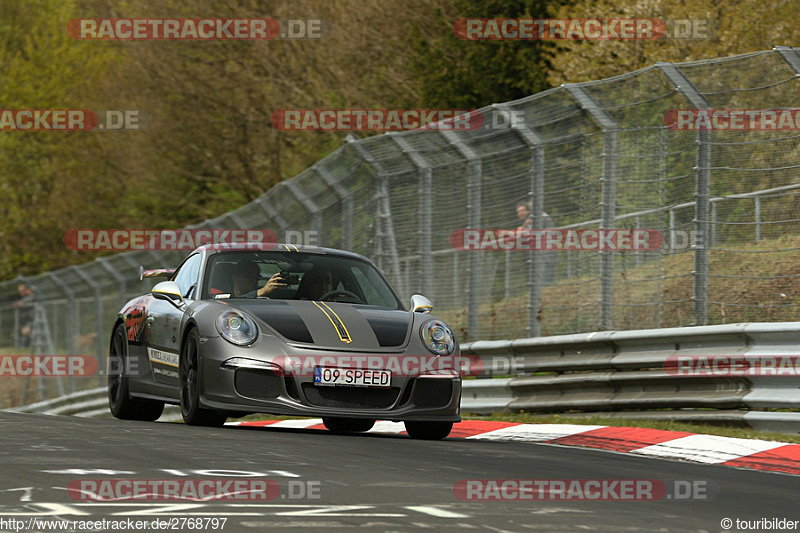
[147,253,202,385]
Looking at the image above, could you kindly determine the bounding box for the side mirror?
[410,294,433,313]
[152,281,185,307]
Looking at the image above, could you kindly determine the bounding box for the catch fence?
[1,47,799,400]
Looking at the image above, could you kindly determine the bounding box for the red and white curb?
[229,419,800,476]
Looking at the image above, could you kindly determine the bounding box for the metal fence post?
[47,271,76,359]
[710,202,718,247]
[452,253,459,304]
[504,249,511,301]
[285,181,322,245]
[12,301,19,349]
[255,195,290,239]
[494,104,547,337]
[635,216,643,266]
[348,142,405,298]
[97,257,128,310]
[391,134,432,296]
[313,164,354,250]
[564,85,618,330]
[71,266,105,386]
[45,272,75,393]
[657,62,712,326]
[695,129,711,326]
[774,46,800,73]
[754,197,762,241]
[669,210,677,251]
[441,130,482,341]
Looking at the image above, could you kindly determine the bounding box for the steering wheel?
[319,289,362,303]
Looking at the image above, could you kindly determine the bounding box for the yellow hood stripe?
[312,300,352,344]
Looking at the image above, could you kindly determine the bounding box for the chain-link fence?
[2,47,800,393]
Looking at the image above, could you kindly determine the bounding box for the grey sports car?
[108,243,461,439]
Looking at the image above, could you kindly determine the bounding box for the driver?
[297,266,333,300]
[231,260,287,298]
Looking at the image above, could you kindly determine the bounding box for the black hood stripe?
[313,301,352,344]
[357,309,411,347]
[235,301,313,343]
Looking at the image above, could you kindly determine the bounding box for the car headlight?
[420,320,455,355]
[216,310,258,345]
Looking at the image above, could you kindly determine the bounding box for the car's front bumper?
[198,335,462,422]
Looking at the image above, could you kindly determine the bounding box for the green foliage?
[0,0,120,278]
[409,0,558,109]
[1,0,798,291]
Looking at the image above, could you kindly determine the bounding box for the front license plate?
[314,367,391,388]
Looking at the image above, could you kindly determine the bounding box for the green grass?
[437,233,800,340]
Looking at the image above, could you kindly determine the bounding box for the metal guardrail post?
[313,164,353,250]
[493,104,546,337]
[564,85,618,330]
[347,142,405,298]
[657,62,712,326]
[440,130,482,341]
[390,134,432,296]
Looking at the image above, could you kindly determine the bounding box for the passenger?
[231,260,287,298]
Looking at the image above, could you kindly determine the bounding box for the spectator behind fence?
[515,201,557,284]
[13,284,35,348]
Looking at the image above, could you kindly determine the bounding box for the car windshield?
[202,250,402,309]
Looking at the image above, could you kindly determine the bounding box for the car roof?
[196,242,372,263]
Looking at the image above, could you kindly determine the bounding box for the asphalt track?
[0,411,797,532]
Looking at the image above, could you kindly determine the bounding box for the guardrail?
[460,322,800,434]
[6,323,800,434]
[9,387,183,422]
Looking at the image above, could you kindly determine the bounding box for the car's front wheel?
[180,328,227,427]
[322,417,375,433]
[108,323,164,421]
[404,421,453,440]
